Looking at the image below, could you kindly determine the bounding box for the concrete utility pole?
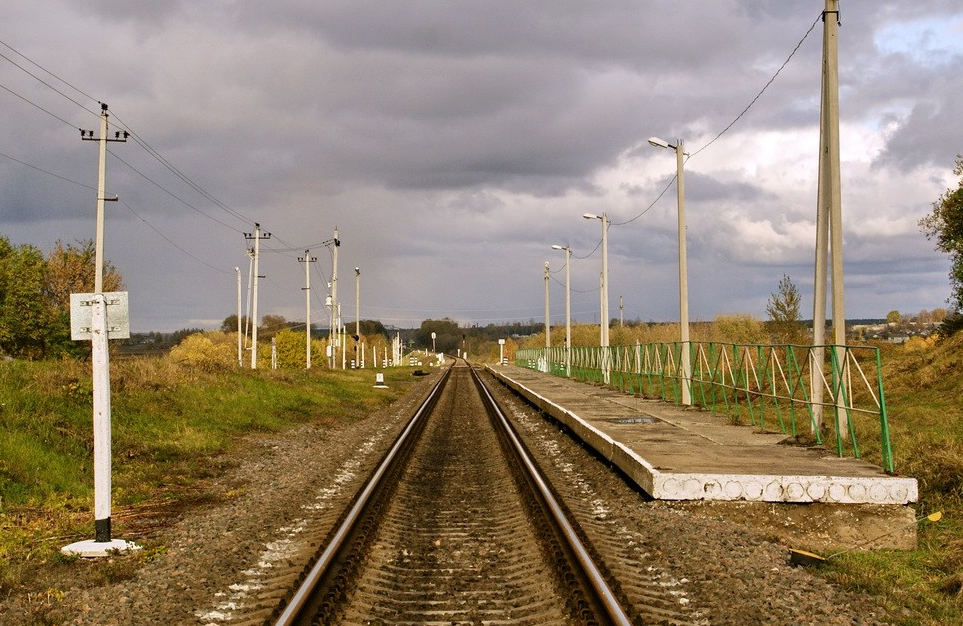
[80,103,127,292]
[551,244,572,376]
[300,250,317,369]
[619,295,624,327]
[812,0,847,436]
[63,103,136,557]
[355,267,361,367]
[244,224,271,369]
[235,267,242,367]
[582,213,610,348]
[243,248,254,349]
[329,227,340,368]
[544,261,551,348]
[648,136,692,406]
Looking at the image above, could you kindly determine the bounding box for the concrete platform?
[488,365,917,506]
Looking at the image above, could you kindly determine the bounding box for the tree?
[259,314,290,341]
[765,274,806,344]
[415,318,461,353]
[0,238,56,358]
[220,314,251,334]
[886,310,902,325]
[920,155,963,335]
[44,239,124,312]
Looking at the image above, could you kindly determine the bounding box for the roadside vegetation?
[0,349,423,606]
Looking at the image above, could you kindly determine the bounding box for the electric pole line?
[244,224,271,369]
[328,227,340,368]
[299,250,317,369]
[812,0,847,437]
[64,102,136,557]
[235,267,242,367]
[80,102,127,293]
[355,267,361,367]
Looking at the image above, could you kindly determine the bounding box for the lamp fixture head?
[647,136,671,149]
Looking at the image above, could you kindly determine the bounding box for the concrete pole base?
[61,539,141,558]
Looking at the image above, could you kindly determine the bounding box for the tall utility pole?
[648,136,692,406]
[328,227,340,368]
[235,267,242,367]
[80,102,127,292]
[63,102,135,557]
[300,251,317,369]
[812,0,847,435]
[582,212,609,348]
[355,267,361,366]
[544,261,551,348]
[243,248,254,349]
[244,224,271,369]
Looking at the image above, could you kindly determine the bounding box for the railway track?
[268,360,635,626]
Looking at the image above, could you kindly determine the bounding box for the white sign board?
[69,292,131,340]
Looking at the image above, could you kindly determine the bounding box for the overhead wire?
[611,11,822,227]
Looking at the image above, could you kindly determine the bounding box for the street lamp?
[551,244,572,377]
[648,136,691,406]
[582,213,609,348]
[543,262,551,349]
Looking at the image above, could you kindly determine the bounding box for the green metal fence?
[516,342,894,472]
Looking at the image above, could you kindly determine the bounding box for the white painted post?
[91,295,111,540]
[62,295,138,557]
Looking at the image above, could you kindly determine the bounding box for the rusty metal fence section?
[516,342,894,472]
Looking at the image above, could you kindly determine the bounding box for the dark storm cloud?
[1,1,960,329]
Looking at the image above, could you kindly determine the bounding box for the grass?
[807,335,963,626]
[0,355,421,601]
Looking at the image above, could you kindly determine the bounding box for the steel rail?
[470,365,634,626]
[272,364,452,626]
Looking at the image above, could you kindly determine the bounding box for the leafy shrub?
[168,331,236,371]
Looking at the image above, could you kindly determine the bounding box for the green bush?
[168,331,236,371]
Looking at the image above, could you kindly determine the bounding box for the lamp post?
[551,244,572,377]
[543,261,551,349]
[648,136,691,406]
[582,213,609,348]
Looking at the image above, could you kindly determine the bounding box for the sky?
[0,1,961,333]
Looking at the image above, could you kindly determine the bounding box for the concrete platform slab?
[488,365,917,507]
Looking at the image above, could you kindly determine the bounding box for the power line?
[109,111,253,228]
[108,149,243,232]
[117,199,230,274]
[0,37,100,108]
[0,81,77,128]
[612,12,822,229]
[687,12,822,161]
[0,150,95,190]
